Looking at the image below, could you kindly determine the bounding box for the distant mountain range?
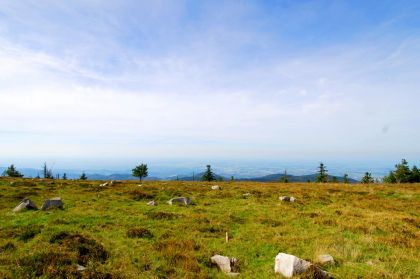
[0,167,358,182]
[171,172,358,183]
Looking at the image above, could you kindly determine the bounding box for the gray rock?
[41,197,63,210]
[317,254,335,265]
[274,253,331,278]
[211,185,221,190]
[13,198,38,212]
[168,197,191,205]
[211,255,238,273]
[279,196,296,202]
[147,200,157,206]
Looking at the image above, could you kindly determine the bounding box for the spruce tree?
[280,170,288,183]
[79,172,87,180]
[201,165,215,182]
[43,163,53,179]
[62,173,67,180]
[316,162,328,183]
[361,172,374,184]
[5,164,24,178]
[343,173,349,184]
[410,166,420,183]
[394,159,411,183]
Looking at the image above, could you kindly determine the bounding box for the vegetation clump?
[127,227,153,239]
[50,232,109,265]
[384,159,420,183]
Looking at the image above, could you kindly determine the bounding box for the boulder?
[147,200,157,206]
[211,185,221,190]
[242,193,251,198]
[211,255,237,273]
[13,198,38,212]
[317,254,335,265]
[274,253,331,278]
[279,196,296,202]
[41,197,63,210]
[168,197,191,205]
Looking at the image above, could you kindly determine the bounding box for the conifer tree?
[343,173,349,184]
[79,172,87,180]
[361,172,374,184]
[201,165,215,182]
[280,170,288,183]
[62,173,67,180]
[316,162,328,183]
[5,164,24,178]
[43,163,53,179]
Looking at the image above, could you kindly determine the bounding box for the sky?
[0,0,419,170]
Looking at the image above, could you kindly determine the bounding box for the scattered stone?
[274,253,331,278]
[317,254,335,266]
[99,182,108,187]
[147,200,157,206]
[211,185,221,190]
[76,264,86,271]
[211,255,238,274]
[279,196,296,202]
[13,198,38,212]
[168,197,191,205]
[41,197,63,210]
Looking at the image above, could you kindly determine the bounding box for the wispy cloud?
[0,1,419,166]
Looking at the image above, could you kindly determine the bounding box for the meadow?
[0,178,418,278]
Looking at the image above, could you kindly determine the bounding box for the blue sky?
[0,0,419,169]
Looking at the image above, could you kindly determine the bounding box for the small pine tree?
[343,173,349,184]
[316,162,328,183]
[394,159,411,183]
[361,172,374,184]
[79,172,87,180]
[5,164,24,178]
[132,163,148,182]
[43,163,54,179]
[332,176,338,183]
[62,173,67,180]
[409,166,420,183]
[230,176,234,181]
[383,171,397,183]
[280,170,288,183]
[201,165,215,182]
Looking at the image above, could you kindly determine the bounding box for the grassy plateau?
[0,178,419,278]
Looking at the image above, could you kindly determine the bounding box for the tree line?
[2,159,419,184]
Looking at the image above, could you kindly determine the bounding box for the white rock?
[211,255,232,273]
[274,253,311,278]
[147,200,157,206]
[76,264,86,271]
[279,196,296,202]
[274,253,331,278]
[99,182,108,187]
[138,184,143,187]
[168,197,191,205]
[13,198,38,212]
[211,185,221,190]
[317,254,335,265]
[41,197,63,210]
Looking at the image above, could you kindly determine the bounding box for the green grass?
[0,178,419,278]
